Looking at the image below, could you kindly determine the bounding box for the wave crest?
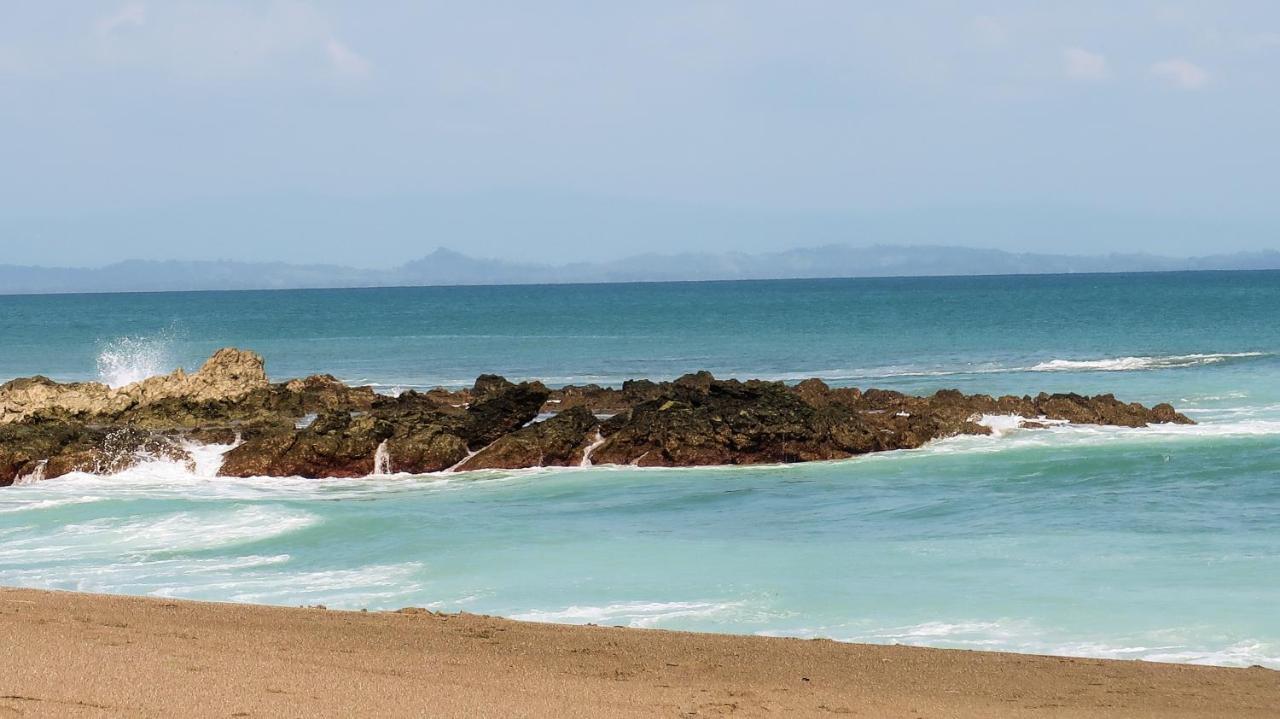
[1029,352,1267,373]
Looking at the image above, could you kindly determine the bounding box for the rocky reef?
[0,349,1193,485]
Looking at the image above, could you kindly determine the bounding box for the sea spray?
[373,440,392,476]
[95,332,178,388]
[183,436,242,478]
[579,430,605,467]
[14,460,47,486]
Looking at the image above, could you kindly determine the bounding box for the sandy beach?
[0,587,1274,718]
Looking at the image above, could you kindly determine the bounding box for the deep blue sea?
[1,272,1277,667]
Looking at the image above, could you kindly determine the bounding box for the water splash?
[14,460,47,486]
[372,440,392,476]
[579,430,606,467]
[95,334,175,388]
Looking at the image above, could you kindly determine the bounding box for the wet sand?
[0,587,1275,718]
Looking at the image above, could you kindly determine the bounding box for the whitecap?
[1028,352,1267,373]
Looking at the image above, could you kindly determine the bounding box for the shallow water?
[0,273,1277,667]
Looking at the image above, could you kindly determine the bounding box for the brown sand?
[0,587,1275,718]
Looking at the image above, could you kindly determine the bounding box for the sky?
[2,1,1279,268]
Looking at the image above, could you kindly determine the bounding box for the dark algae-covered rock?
[219,377,550,478]
[218,410,393,478]
[458,406,600,471]
[0,348,1194,483]
[461,381,550,449]
[0,419,190,486]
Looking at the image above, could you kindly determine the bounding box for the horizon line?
[3,266,1277,300]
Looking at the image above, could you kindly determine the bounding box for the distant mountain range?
[3,245,1280,295]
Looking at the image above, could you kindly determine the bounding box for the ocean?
[0,272,1277,667]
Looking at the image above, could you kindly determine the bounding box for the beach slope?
[0,587,1275,717]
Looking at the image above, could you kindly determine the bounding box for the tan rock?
[0,348,269,424]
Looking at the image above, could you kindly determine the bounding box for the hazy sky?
[2,2,1279,267]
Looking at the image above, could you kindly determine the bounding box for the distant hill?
[3,245,1280,295]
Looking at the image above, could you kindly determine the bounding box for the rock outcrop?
[0,420,191,486]
[458,406,600,471]
[585,378,1193,467]
[0,348,273,425]
[0,348,1194,485]
[218,378,550,478]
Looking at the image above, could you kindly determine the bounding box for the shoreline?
[1,587,1275,718]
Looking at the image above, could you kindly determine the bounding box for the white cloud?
[1063,48,1107,81]
[96,2,146,38]
[1151,58,1209,89]
[326,38,371,79]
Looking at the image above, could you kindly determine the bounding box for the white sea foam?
[1139,641,1280,667]
[0,506,318,563]
[209,563,425,606]
[879,416,1280,462]
[184,437,241,477]
[975,414,1065,437]
[833,619,1036,648]
[0,495,103,514]
[1023,637,1278,668]
[14,451,464,503]
[511,600,748,628]
[761,619,1279,669]
[13,459,48,485]
[0,554,426,609]
[95,333,177,388]
[1179,391,1250,403]
[1029,352,1267,373]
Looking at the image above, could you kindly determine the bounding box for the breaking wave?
[0,506,319,565]
[1029,352,1268,373]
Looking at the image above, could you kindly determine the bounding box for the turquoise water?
[0,273,1278,666]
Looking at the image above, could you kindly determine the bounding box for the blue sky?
[2,2,1278,267]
